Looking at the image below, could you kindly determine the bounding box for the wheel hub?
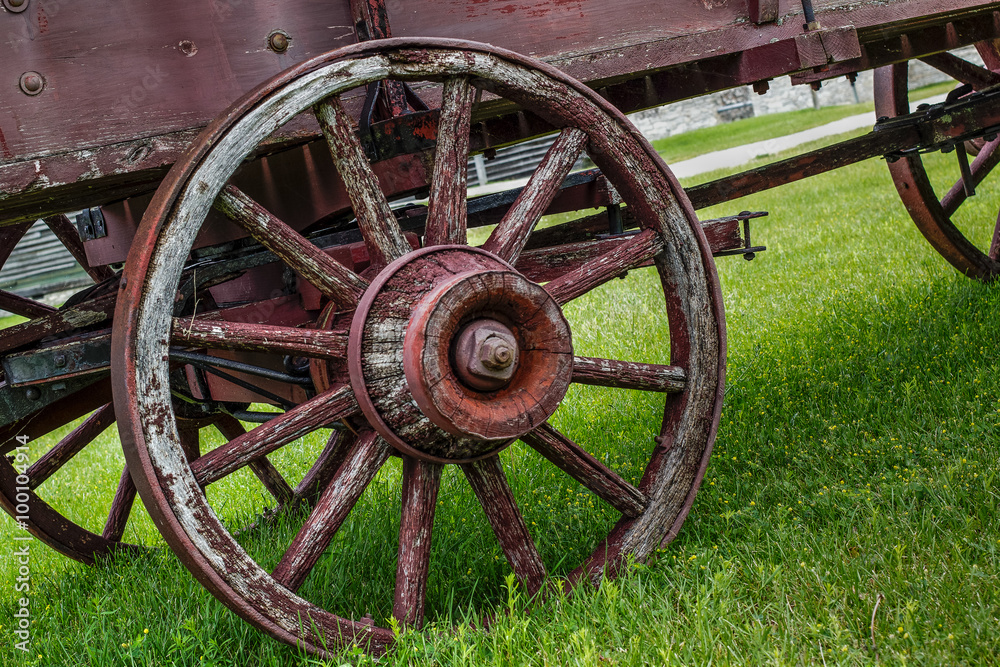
[348,245,573,463]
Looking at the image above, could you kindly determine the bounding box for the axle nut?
[452,319,519,392]
[3,0,28,13]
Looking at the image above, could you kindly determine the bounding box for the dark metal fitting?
[53,354,67,368]
[25,387,40,401]
[752,80,770,95]
[3,0,28,13]
[267,30,290,53]
[18,71,44,96]
[453,319,519,392]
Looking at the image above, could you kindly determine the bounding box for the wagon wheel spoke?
[213,414,294,505]
[461,456,547,597]
[101,466,137,542]
[215,185,367,307]
[571,355,686,393]
[521,423,649,518]
[918,52,1000,90]
[190,384,358,486]
[315,95,412,269]
[0,290,56,319]
[483,128,589,264]
[43,214,115,283]
[272,431,392,592]
[940,136,1000,216]
[990,210,1000,261]
[543,229,663,306]
[26,403,116,489]
[393,457,443,628]
[171,318,349,361]
[424,76,476,247]
[293,429,357,507]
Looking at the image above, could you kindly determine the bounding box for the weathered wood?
[571,356,686,393]
[748,0,779,24]
[171,318,349,361]
[315,97,412,268]
[271,431,391,592]
[425,77,475,247]
[214,185,368,306]
[393,457,443,628]
[461,456,547,596]
[516,237,634,284]
[0,290,57,319]
[213,415,294,506]
[101,466,137,542]
[521,423,649,518]
[483,128,588,263]
[543,229,662,306]
[42,215,116,283]
[920,52,1000,90]
[0,293,117,355]
[0,222,32,267]
[293,430,357,507]
[190,385,358,486]
[26,403,116,489]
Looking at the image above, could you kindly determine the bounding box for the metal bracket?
[3,332,112,386]
[75,207,108,241]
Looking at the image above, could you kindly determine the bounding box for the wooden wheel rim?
[873,48,1000,281]
[112,38,725,656]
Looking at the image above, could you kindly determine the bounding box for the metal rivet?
[178,40,198,57]
[25,387,40,401]
[267,30,290,53]
[3,0,29,13]
[19,71,44,96]
[53,354,66,368]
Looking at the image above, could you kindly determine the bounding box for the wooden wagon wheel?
[112,38,725,656]
[874,42,1000,281]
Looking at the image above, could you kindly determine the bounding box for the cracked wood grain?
[424,76,475,247]
[462,456,546,596]
[171,318,349,361]
[214,185,368,306]
[571,356,686,393]
[190,384,358,486]
[483,128,588,264]
[315,96,411,269]
[271,431,391,592]
[393,457,442,628]
[522,423,649,518]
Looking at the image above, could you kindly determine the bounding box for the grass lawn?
[2,104,999,665]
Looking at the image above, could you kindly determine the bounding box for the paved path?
[670,93,947,179]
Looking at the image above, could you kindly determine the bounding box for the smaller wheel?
[874,42,1000,280]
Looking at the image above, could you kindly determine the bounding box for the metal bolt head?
[25,387,41,401]
[452,319,519,392]
[479,336,515,370]
[19,71,44,96]
[268,30,290,53]
[3,0,28,13]
[53,353,67,368]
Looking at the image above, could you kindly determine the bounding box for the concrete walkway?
[670,93,947,179]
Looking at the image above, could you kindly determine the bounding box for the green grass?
[3,121,1000,665]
